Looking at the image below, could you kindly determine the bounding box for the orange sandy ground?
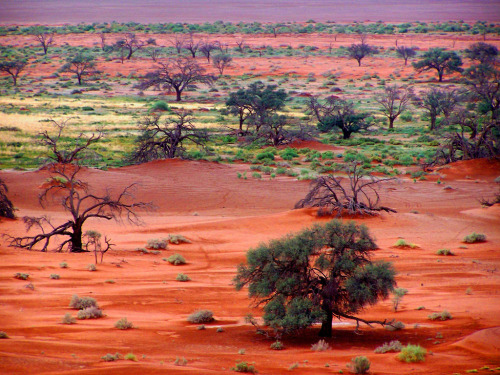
[0,156,499,374]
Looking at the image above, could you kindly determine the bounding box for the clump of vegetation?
[147,238,168,249]
[397,344,426,363]
[349,356,371,374]
[392,287,408,312]
[69,295,98,310]
[270,340,284,350]
[436,248,454,256]
[176,273,191,282]
[385,320,405,331]
[102,353,121,362]
[428,310,452,321]
[87,264,97,271]
[61,313,76,324]
[168,234,192,244]
[167,254,186,265]
[174,356,188,366]
[77,306,104,319]
[288,362,299,370]
[0,331,9,339]
[231,361,257,373]
[463,233,486,243]
[197,325,206,330]
[374,340,403,353]
[14,273,29,280]
[60,262,68,268]
[187,310,214,324]
[124,353,138,361]
[393,239,417,248]
[115,317,134,330]
[311,339,330,351]
[50,274,60,279]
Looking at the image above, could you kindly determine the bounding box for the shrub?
[270,340,284,350]
[150,100,170,112]
[147,238,168,249]
[14,273,29,280]
[311,339,330,351]
[174,356,188,366]
[231,361,257,373]
[168,234,191,244]
[60,262,68,268]
[176,273,191,282]
[102,353,121,362]
[393,239,417,248]
[0,331,9,339]
[167,254,186,265]
[216,327,224,333]
[397,344,426,363]
[124,353,138,361]
[428,310,452,321]
[392,287,408,312]
[77,306,104,319]
[463,233,486,243]
[88,264,97,271]
[374,340,402,353]
[436,248,454,256]
[256,151,275,161]
[115,317,133,330]
[197,325,206,330]
[385,321,405,331]
[350,356,370,374]
[69,295,98,310]
[187,310,214,324]
[62,313,76,324]
[50,274,60,279]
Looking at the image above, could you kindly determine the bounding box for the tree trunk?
[437,69,443,82]
[12,74,17,86]
[71,225,84,252]
[357,59,362,67]
[43,45,48,55]
[318,310,333,337]
[404,57,408,66]
[342,129,352,139]
[430,114,436,130]
[389,117,395,129]
[77,74,82,85]
[127,48,133,60]
[175,88,182,101]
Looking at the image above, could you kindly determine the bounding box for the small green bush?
[311,339,330,351]
[115,317,133,330]
[102,353,121,362]
[62,313,76,324]
[397,344,426,363]
[168,234,191,244]
[174,356,188,366]
[124,353,138,361]
[187,310,214,324]
[393,239,417,248]
[50,274,60,279]
[147,238,168,249]
[69,295,98,310]
[176,273,191,282]
[428,310,452,321]
[150,100,170,112]
[77,306,104,320]
[374,340,402,353]
[270,340,284,350]
[436,248,454,256]
[60,262,68,268]
[167,254,186,265]
[350,356,370,374]
[463,233,486,243]
[87,264,97,271]
[231,361,257,373]
[14,273,29,280]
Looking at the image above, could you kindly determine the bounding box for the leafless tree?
[235,38,246,53]
[130,110,209,162]
[115,33,151,60]
[200,40,220,62]
[137,57,215,101]
[170,34,186,54]
[212,54,233,75]
[146,47,164,62]
[0,58,28,86]
[0,178,15,219]
[295,163,396,216]
[396,46,417,65]
[34,30,54,55]
[375,85,414,129]
[98,32,107,51]
[183,34,200,58]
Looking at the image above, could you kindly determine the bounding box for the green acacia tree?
[60,54,97,85]
[235,220,396,338]
[412,48,463,82]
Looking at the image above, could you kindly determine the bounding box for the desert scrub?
[436,248,454,256]
[61,313,76,324]
[187,310,214,324]
[393,239,417,248]
[69,295,98,310]
[0,331,9,339]
[60,262,68,268]
[87,264,97,271]
[174,356,188,366]
[102,353,121,362]
[397,344,426,363]
[176,273,191,282]
[115,317,134,330]
[124,353,138,361]
[463,233,486,243]
[385,321,405,331]
[311,339,330,351]
[428,310,452,321]
[231,361,257,373]
[77,306,104,319]
[50,274,60,279]
[392,287,408,312]
[147,238,168,249]
[375,340,402,354]
[167,254,186,265]
[270,340,284,350]
[349,356,370,374]
[168,234,191,244]
[14,273,29,280]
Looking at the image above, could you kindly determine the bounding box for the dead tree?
[130,110,209,163]
[183,34,199,58]
[375,85,414,129]
[170,34,186,54]
[0,178,15,219]
[34,29,54,55]
[295,163,396,216]
[200,40,220,62]
[235,38,246,53]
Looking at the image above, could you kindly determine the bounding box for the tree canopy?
[412,48,463,82]
[235,220,396,337]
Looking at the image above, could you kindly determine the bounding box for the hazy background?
[0,0,499,24]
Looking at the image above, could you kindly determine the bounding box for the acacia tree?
[464,42,498,65]
[130,110,209,163]
[60,54,97,85]
[0,178,15,219]
[376,85,414,129]
[0,58,28,86]
[34,28,54,55]
[170,34,186,54]
[115,33,152,60]
[412,48,463,82]
[138,57,215,101]
[414,87,446,130]
[212,54,232,75]
[308,96,369,139]
[395,46,417,65]
[183,34,200,58]
[347,42,378,66]
[235,220,397,337]
[463,63,500,122]
[200,40,220,62]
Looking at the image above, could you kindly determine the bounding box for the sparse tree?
[235,38,246,53]
[115,33,150,60]
[146,46,164,62]
[130,110,209,162]
[376,85,414,129]
[137,57,215,101]
[98,32,107,51]
[59,53,97,85]
[295,163,396,216]
[347,42,378,66]
[464,42,498,65]
[267,23,284,38]
[34,28,54,55]
[395,46,417,65]
[415,87,446,130]
[412,48,463,82]
[235,219,397,337]
[83,230,113,264]
[183,34,200,58]
[170,34,186,54]
[463,63,500,122]
[308,96,369,139]
[0,58,28,86]
[0,178,15,219]
[200,40,220,63]
[212,53,232,75]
